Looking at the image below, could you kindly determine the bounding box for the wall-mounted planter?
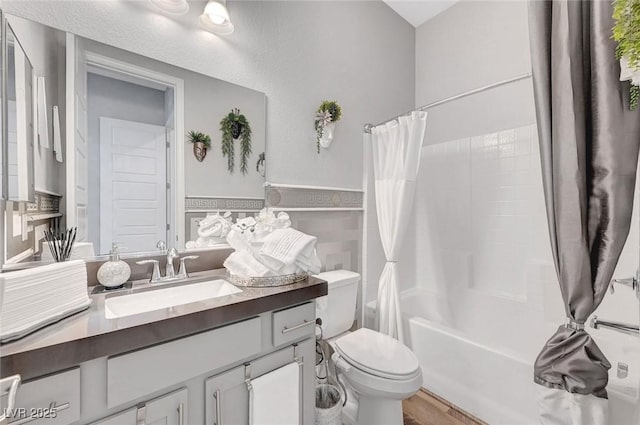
[193,142,208,162]
[187,130,212,163]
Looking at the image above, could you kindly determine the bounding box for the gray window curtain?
[528,0,640,403]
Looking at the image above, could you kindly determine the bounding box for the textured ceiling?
[383,0,459,27]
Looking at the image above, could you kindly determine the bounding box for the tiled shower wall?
[417,124,550,299]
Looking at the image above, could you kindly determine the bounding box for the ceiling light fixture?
[200,0,234,35]
[149,0,190,15]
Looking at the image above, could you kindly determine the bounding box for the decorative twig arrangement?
[44,227,77,262]
[220,108,252,174]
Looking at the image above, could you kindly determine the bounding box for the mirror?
[1,14,267,267]
[4,19,34,202]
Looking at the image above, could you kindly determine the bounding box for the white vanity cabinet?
[6,300,319,425]
[91,388,188,425]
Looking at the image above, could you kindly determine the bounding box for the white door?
[66,33,89,240]
[99,117,167,254]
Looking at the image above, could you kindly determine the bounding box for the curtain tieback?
[565,318,585,331]
[386,261,398,264]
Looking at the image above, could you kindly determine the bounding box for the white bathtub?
[366,288,640,425]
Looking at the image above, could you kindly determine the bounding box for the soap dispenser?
[97,244,131,289]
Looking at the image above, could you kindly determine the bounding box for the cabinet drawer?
[272,302,315,347]
[2,368,80,425]
[107,317,261,408]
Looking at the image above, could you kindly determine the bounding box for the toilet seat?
[334,328,421,380]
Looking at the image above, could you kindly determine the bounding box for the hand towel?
[250,362,300,425]
[37,77,50,148]
[53,106,63,162]
[260,228,319,273]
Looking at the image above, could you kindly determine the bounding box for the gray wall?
[416,1,534,145]
[6,14,64,195]
[86,73,167,250]
[1,0,415,190]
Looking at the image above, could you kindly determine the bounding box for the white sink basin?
[104,279,242,319]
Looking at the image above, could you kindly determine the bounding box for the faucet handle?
[137,259,161,283]
[178,255,199,279]
[610,271,639,299]
[156,240,166,251]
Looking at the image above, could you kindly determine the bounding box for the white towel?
[260,228,320,274]
[52,106,63,162]
[250,362,300,425]
[223,251,272,277]
[37,77,50,149]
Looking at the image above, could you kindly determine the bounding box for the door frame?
[82,51,185,248]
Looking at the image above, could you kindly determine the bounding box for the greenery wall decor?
[613,0,640,109]
[187,130,211,162]
[220,108,252,174]
[314,100,342,153]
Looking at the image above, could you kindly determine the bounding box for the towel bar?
[245,343,304,424]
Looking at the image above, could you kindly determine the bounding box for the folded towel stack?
[260,228,321,275]
[223,209,321,277]
[0,260,91,342]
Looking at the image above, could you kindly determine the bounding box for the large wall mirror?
[4,17,35,203]
[1,13,266,267]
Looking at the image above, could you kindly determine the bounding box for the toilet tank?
[314,270,361,339]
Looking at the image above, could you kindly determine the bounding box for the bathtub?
[366,288,640,425]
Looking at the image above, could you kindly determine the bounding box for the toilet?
[314,270,423,425]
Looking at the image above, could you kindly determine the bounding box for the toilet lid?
[335,328,420,380]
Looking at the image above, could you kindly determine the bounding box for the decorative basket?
[228,272,309,287]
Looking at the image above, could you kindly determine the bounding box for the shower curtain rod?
[363,72,533,134]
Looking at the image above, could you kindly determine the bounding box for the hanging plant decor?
[187,130,211,162]
[314,100,342,153]
[613,0,640,109]
[220,108,252,174]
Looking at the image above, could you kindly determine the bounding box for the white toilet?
[314,270,423,425]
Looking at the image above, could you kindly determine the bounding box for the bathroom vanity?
[0,272,327,424]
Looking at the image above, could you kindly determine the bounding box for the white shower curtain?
[371,111,427,343]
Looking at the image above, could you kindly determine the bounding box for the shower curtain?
[528,1,640,424]
[370,111,427,343]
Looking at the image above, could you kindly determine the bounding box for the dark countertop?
[0,270,327,381]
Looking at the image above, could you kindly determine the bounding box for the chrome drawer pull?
[0,374,21,424]
[177,402,184,425]
[282,319,314,334]
[213,389,221,425]
[10,401,70,425]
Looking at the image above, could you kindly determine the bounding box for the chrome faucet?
[136,249,199,284]
[165,248,179,279]
[590,315,639,336]
[589,273,640,337]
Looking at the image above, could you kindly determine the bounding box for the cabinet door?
[205,343,311,425]
[205,366,248,425]
[146,388,188,425]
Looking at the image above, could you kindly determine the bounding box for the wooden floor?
[403,389,487,425]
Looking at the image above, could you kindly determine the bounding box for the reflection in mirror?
[5,21,34,202]
[1,15,266,268]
